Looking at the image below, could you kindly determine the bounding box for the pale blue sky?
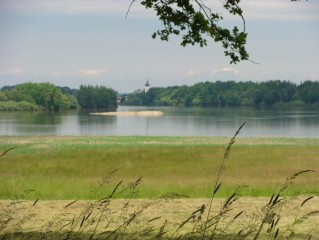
[0,0,318,93]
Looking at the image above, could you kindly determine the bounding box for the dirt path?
[1,197,318,239]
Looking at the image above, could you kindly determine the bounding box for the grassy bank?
[0,136,318,199]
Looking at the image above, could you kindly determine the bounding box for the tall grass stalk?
[202,122,246,240]
[252,169,316,240]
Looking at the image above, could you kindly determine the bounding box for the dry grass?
[0,197,318,239]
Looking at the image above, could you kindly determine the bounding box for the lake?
[0,106,318,138]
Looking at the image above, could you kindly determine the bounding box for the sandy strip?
[89,111,164,116]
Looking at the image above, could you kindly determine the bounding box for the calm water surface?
[0,106,318,138]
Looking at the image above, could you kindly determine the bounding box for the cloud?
[260,70,274,77]
[0,0,147,16]
[76,69,106,77]
[2,0,318,22]
[242,0,319,21]
[303,72,319,80]
[212,67,238,75]
[52,69,107,78]
[183,70,202,77]
[2,0,317,21]
[0,68,24,76]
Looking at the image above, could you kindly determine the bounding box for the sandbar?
[89,111,164,116]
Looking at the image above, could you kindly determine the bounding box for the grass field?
[0,136,318,200]
[1,136,319,239]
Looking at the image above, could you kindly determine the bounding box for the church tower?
[144,79,150,93]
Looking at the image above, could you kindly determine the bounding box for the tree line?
[0,83,117,111]
[2,80,318,111]
[124,80,319,107]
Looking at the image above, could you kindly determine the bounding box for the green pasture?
[0,136,318,199]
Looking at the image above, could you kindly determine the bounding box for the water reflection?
[0,107,318,137]
[77,110,117,135]
[0,111,62,135]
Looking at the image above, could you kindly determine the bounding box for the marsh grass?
[1,137,319,199]
[0,129,319,239]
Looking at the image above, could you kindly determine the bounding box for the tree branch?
[126,0,136,18]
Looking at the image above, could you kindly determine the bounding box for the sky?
[0,0,318,93]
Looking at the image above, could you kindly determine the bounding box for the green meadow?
[0,136,319,200]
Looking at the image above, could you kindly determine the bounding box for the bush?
[0,100,41,111]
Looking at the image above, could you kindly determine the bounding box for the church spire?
[144,79,150,92]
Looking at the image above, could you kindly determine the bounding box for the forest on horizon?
[124,80,319,107]
[1,80,319,111]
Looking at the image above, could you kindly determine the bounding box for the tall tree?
[77,85,117,109]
